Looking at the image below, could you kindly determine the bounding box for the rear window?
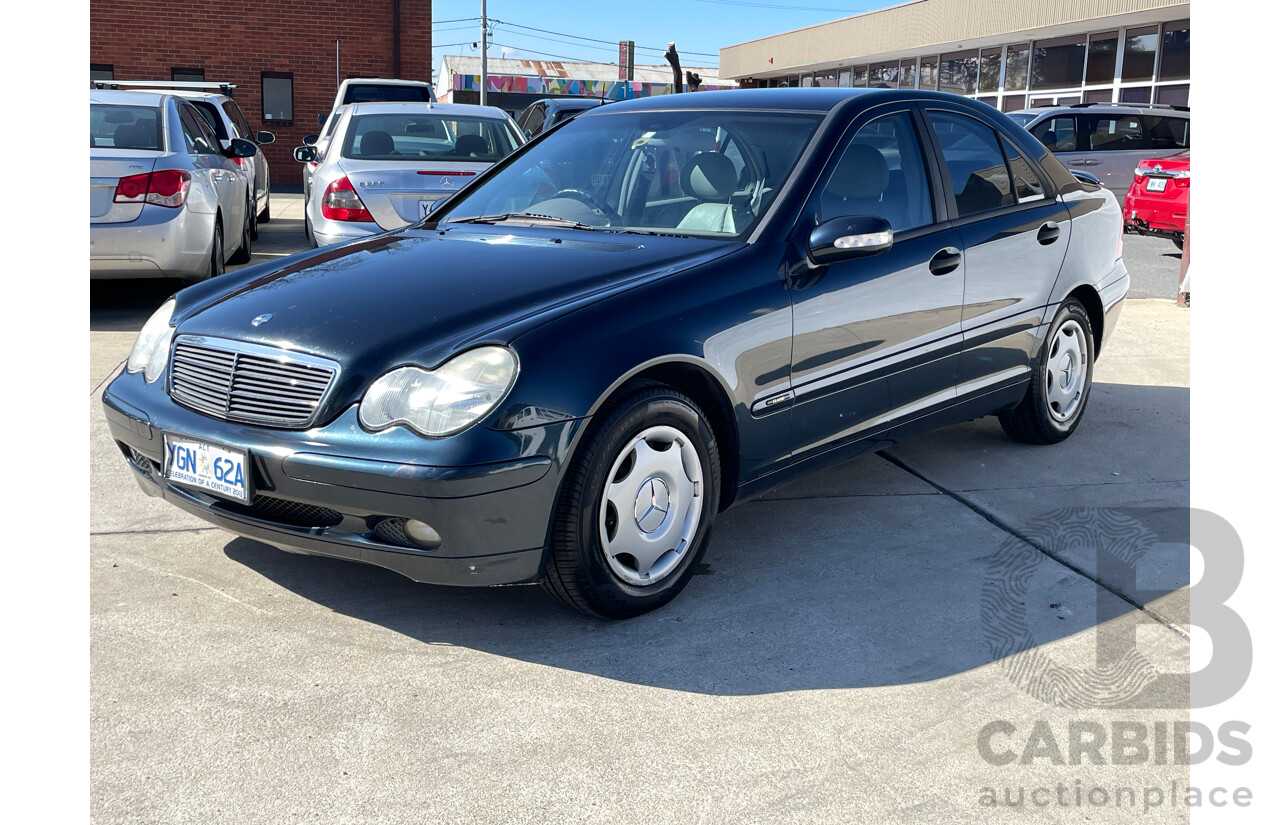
[90,104,162,150]
[342,84,434,104]
[342,113,520,162]
[1144,114,1189,150]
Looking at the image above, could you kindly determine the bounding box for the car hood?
[174,224,739,421]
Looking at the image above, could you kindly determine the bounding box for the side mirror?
[293,145,318,163]
[256,131,276,145]
[1070,169,1102,187]
[228,138,258,159]
[302,134,319,146]
[807,216,893,264]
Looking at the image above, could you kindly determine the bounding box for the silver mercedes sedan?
[91,90,256,282]
[295,102,524,247]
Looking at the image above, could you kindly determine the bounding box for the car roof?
[590,87,1001,115]
[542,97,605,109]
[340,78,433,88]
[345,101,510,119]
[89,89,169,107]
[166,89,231,104]
[1011,105,1189,119]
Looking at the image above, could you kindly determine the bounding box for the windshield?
[342,113,521,162]
[439,109,824,239]
[1006,112,1037,128]
[90,104,162,150]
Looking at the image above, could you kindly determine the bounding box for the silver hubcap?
[599,425,703,586]
[1046,319,1088,422]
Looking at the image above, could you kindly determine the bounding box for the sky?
[429,0,898,82]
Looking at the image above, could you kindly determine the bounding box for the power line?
[492,19,720,59]
[692,0,865,11]
[432,16,481,24]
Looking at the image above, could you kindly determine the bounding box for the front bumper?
[102,371,585,587]
[91,204,213,280]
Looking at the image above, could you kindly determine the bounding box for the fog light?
[404,519,442,549]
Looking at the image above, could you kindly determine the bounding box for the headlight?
[126,298,177,384]
[359,346,518,437]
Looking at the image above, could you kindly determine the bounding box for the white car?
[295,102,524,247]
[90,90,255,282]
[320,78,436,125]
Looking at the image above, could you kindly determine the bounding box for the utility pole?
[480,0,488,106]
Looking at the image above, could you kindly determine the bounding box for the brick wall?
[90,1,433,185]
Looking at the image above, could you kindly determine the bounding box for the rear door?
[922,107,1071,396]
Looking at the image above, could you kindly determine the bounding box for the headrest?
[114,123,156,150]
[826,144,889,200]
[359,130,394,156]
[680,152,738,200]
[455,134,489,156]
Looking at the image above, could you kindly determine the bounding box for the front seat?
[676,152,749,233]
[359,130,395,156]
[820,143,889,220]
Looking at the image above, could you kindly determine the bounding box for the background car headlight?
[126,298,177,384]
[359,346,518,437]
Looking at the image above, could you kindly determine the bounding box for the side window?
[1000,135,1046,202]
[927,111,1014,218]
[1083,114,1150,151]
[179,106,217,155]
[817,111,933,233]
[223,100,255,140]
[1144,115,1189,150]
[1030,115,1078,152]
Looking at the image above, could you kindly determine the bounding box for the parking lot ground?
[90,204,1192,824]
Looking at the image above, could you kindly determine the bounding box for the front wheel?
[543,382,721,619]
[228,202,252,264]
[999,298,1095,444]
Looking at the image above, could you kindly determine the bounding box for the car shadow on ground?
[222,382,1190,697]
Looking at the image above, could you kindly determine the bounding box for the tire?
[228,202,252,264]
[999,298,1095,444]
[258,188,271,223]
[249,194,259,240]
[198,218,224,283]
[543,381,722,619]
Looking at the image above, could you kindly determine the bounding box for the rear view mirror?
[807,216,893,265]
[256,131,276,145]
[293,145,318,163]
[302,134,319,146]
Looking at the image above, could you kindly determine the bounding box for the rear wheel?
[543,382,721,619]
[999,299,1094,444]
[228,201,252,264]
[201,218,224,282]
[258,188,271,223]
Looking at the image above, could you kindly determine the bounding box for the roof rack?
[1068,101,1189,112]
[91,80,237,97]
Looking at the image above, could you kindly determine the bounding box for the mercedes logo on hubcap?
[634,478,671,534]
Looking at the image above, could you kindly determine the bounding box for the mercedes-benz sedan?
[103,89,1128,618]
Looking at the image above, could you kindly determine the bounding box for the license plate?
[419,199,437,218]
[1146,178,1167,192]
[163,434,250,502]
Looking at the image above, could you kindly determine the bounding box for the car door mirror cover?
[302,134,319,146]
[257,130,277,145]
[294,145,318,163]
[228,138,258,159]
[808,216,894,264]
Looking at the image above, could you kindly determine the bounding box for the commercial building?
[720,0,1189,112]
[437,56,735,117]
[89,1,433,185]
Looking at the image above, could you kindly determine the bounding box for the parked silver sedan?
[295,102,524,247]
[91,90,256,281]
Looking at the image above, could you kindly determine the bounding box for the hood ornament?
[251,313,274,327]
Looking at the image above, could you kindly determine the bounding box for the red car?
[1123,150,1189,248]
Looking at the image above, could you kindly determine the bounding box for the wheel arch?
[1064,283,1104,355]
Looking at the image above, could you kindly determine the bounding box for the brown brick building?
[90,1,433,185]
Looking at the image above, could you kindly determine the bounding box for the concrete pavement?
[90,196,1193,824]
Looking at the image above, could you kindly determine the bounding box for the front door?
[787,107,965,460]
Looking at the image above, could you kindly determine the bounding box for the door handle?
[929,246,962,276]
[1037,221,1061,245]
[1068,159,1101,166]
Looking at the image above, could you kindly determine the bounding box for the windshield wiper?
[447,213,595,230]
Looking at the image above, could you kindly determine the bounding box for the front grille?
[169,337,338,428]
[218,494,343,528]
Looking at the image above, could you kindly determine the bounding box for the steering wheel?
[550,189,621,224]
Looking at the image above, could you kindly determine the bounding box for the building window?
[899,59,917,89]
[918,57,937,90]
[853,65,868,87]
[172,67,205,82]
[869,61,898,88]
[1000,95,1026,113]
[977,49,1001,93]
[1084,88,1114,104]
[262,72,294,123]
[1155,84,1190,107]
[1122,26,1158,81]
[90,63,113,81]
[1119,86,1152,104]
[939,50,978,95]
[813,69,838,88]
[1031,34,1085,90]
[1003,45,1028,92]
[838,69,852,87]
[1086,31,1118,85]
[1159,19,1190,81]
